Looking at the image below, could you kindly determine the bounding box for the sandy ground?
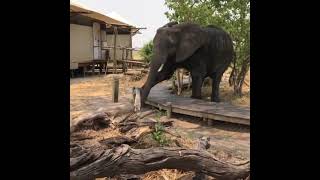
[70,70,250,179]
[70,74,147,120]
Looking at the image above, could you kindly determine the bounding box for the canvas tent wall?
[70,24,93,69]
[70,2,138,70]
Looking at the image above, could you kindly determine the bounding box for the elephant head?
[140,23,207,105]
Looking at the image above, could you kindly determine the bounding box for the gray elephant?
[140,22,235,106]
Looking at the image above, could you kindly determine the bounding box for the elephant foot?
[211,97,221,103]
[191,95,202,99]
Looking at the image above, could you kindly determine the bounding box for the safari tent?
[70,2,141,73]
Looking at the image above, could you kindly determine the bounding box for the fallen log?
[70,144,249,180]
[99,136,137,147]
[71,112,110,133]
[71,134,95,141]
[137,109,156,119]
[70,104,135,133]
[70,108,249,179]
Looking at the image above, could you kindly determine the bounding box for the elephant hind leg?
[210,71,224,102]
[191,75,204,99]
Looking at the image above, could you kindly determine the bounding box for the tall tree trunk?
[230,56,250,97]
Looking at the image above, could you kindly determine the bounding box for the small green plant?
[152,122,168,146]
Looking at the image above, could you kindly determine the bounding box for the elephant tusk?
[158,64,164,72]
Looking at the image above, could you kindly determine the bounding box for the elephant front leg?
[191,75,203,99]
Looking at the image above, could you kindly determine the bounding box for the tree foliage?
[139,40,154,63]
[164,0,250,96]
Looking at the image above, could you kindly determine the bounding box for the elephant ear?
[175,27,205,63]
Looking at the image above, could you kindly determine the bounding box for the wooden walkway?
[145,80,250,125]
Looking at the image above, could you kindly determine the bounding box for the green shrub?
[139,40,154,63]
[152,122,168,146]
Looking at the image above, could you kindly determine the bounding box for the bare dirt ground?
[70,70,250,179]
[70,74,146,120]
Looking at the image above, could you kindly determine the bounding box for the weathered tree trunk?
[70,144,249,180]
[71,112,110,133]
[233,57,249,96]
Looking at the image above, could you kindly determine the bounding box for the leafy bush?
[139,40,154,63]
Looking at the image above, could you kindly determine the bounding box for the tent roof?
[106,12,139,28]
[70,2,133,27]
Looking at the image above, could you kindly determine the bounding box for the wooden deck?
[145,80,250,125]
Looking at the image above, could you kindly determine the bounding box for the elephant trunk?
[140,55,167,106]
[140,67,157,106]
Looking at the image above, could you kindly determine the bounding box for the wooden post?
[122,48,125,73]
[129,31,133,59]
[105,49,110,75]
[125,48,130,71]
[83,66,87,77]
[126,49,129,60]
[113,26,118,74]
[166,102,172,118]
[92,62,95,75]
[112,77,119,103]
[71,70,74,78]
[105,62,108,75]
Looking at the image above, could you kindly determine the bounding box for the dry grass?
[143,169,193,180]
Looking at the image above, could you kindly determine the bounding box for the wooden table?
[117,59,146,66]
[77,59,108,77]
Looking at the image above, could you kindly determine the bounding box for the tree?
[139,40,154,63]
[164,0,250,96]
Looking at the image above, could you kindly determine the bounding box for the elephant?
[140,22,235,106]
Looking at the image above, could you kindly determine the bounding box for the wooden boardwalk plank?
[145,80,250,125]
